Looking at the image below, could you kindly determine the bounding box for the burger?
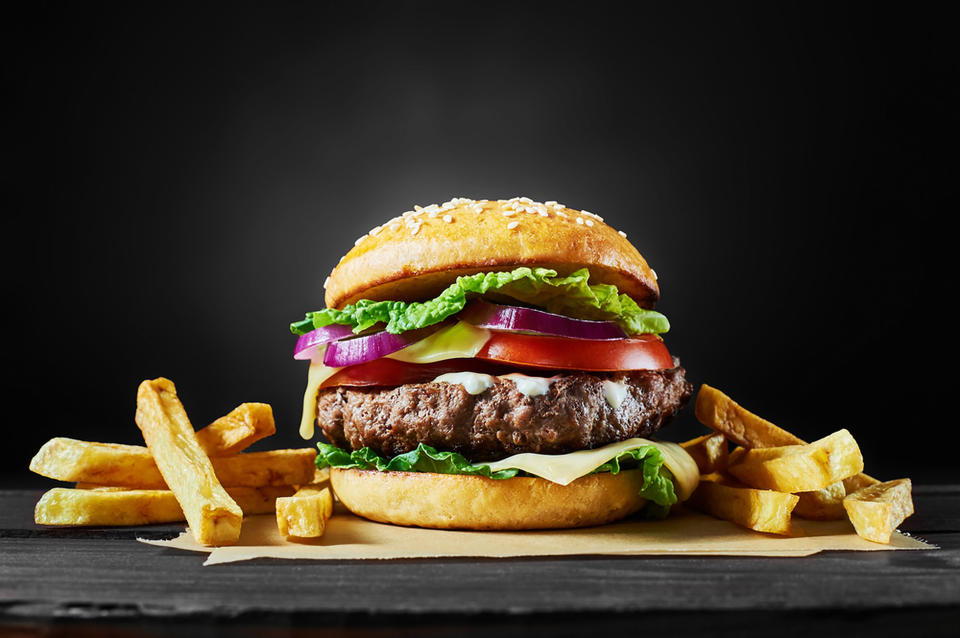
[289,197,699,530]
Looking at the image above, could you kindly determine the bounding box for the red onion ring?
[293,324,356,360]
[460,300,626,340]
[322,325,443,368]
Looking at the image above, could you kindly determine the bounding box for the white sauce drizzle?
[499,373,557,397]
[602,380,629,410]
[433,372,496,395]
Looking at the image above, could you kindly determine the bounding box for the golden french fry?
[843,473,881,493]
[310,466,331,486]
[680,433,728,473]
[35,488,186,525]
[195,402,276,456]
[229,485,297,515]
[727,429,864,493]
[793,481,847,520]
[696,385,879,488]
[135,378,241,546]
[686,473,798,535]
[276,485,333,538]
[37,485,296,525]
[843,479,914,544]
[695,384,803,448]
[31,438,316,488]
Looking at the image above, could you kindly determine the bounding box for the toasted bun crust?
[325,197,660,310]
[330,467,649,530]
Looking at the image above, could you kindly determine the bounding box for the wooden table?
[2,487,958,636]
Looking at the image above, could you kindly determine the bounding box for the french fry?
[843,479,914,544]
[843,473,881,493]
[695,384,803,448]
[696,384,878,488]
[687,473,798,535]
[30,438,316,488]
[793,481,847,520]
[195,402,276,456]
[228,485,297,515]
[135,378,241,546]
[276,484,333,538]
[680,433,729,473]
[35,488,185,526]
[310,466,331,486]
[727,429,864,493]
[37,485,296,525]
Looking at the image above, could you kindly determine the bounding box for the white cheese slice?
[483,437,700,501]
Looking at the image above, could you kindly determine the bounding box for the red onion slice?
[293,324,356,360]
[322,325,441,368]
[460,300,626,340]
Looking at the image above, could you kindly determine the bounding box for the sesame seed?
[507,221,519,230]
[651,269,658,280]
[545,200,557,206]
[585,219,594,227]
[370,225,382,236]
[556,211,568,218]
[354,234,367,245]
[618,230,627,238]
[443,214,453,223]
[323,276,330,288]
[389,223,400,231]
[576,217,584,225]
[402,210,415,217]
[410,224,421,235]
[502,209,517,216]
[414,205,423,211]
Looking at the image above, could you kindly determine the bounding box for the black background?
[4,2,953,487]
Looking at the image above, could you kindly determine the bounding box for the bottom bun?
[330,467,649,530]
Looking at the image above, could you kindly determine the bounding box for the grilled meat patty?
[316,364,692,462]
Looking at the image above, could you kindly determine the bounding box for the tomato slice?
[476,332,674,371]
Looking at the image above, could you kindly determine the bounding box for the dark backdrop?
[4,2,952,486]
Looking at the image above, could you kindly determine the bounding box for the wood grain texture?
[1,489,958,621]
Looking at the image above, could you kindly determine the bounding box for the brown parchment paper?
[138,505,932,566]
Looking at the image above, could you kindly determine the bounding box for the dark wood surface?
[2,487,958,636]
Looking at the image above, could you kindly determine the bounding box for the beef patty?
[316,365,692,462]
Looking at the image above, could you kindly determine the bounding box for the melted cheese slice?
[387,321,490,363]
[483,437,700,501]
[299,355,341,440]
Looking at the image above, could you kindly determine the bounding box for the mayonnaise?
[433,372,497,395]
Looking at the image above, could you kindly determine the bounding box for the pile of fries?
[681,384,914,543]
[29,378,333,546]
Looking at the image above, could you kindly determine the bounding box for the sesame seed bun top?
[324,197,661,309]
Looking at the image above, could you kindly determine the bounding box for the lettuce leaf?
[316,441,678,514]
[291,267,669,336]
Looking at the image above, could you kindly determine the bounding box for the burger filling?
[290,267,694,515]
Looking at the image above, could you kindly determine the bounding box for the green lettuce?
[316,441,678,514]
[291,267,668,336]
